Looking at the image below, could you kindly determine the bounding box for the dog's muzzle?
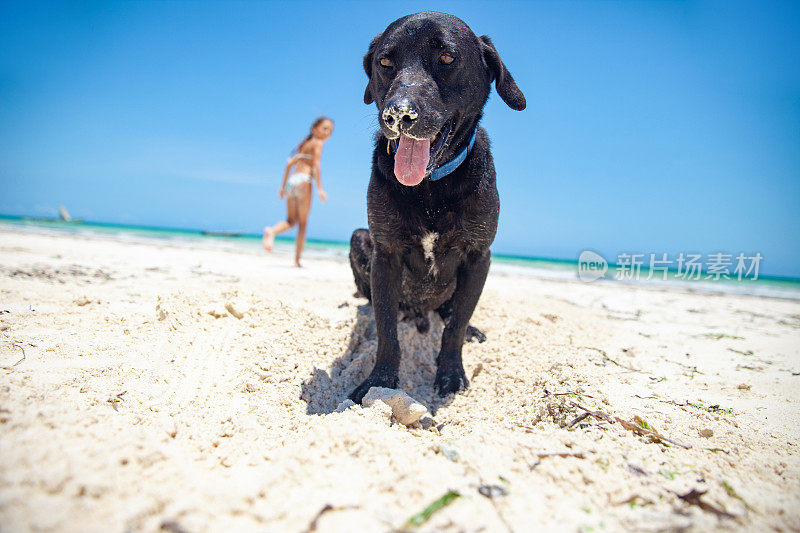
[381,99,419,137]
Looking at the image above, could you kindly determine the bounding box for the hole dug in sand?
[300,304,459,415]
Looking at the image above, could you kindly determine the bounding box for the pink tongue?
[394,136,430,186]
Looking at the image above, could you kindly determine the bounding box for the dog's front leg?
[349,244,401,403]
[435,250,491,396]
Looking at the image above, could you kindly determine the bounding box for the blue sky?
[1,1,798,276]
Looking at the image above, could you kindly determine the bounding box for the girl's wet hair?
[292,116,333,155]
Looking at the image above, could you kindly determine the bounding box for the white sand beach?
[1,225,799,532]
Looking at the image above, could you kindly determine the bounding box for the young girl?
[262,117,333,267]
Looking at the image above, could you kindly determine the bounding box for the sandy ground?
[1,226,799,533]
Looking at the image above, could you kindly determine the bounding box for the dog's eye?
[439,53,454,65]
[379,58,394,68]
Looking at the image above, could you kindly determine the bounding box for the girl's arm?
[311,142,327,202]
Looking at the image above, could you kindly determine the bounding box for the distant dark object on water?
[23,216,84,224]
[200,230,245,238]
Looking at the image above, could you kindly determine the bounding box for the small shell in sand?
[361,387,429,426]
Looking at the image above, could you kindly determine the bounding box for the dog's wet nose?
[382,99,419,133]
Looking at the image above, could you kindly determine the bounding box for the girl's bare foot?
[294,260,303,268]
[262,227,275,252]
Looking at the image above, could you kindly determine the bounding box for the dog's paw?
[465,325,487,343]
[434,364,469,397]
[349,372,399,404]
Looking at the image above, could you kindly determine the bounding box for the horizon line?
[1,213,798,284]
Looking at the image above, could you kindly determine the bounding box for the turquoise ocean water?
[2,215,799,300]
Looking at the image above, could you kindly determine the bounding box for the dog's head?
[363,11,525,186]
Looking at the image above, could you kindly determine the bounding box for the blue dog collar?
[389,127,478,182]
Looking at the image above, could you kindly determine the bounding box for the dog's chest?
[408,227,463,279]
[420,231,439,275]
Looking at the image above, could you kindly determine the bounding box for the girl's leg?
[293,184,313,267]
[263,195,299,252]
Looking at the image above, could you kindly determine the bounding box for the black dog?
[348,11,525,403]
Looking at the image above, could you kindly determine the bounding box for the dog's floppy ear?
[363,33,382,105]
[480,35,526,111]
